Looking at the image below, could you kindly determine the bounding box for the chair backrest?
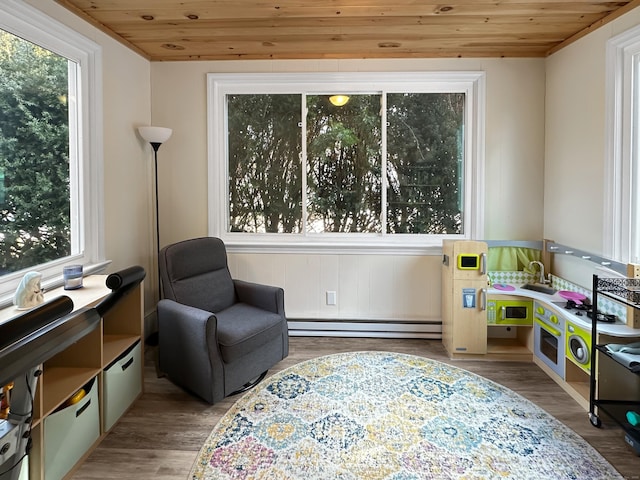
[159,237,237,312]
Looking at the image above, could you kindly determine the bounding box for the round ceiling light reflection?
[329,95,350,107]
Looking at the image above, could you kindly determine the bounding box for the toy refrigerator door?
[450,280,487,354]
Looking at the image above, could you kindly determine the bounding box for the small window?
[386,92,465,235]
[604,24,640,264]
[227,93,303,233]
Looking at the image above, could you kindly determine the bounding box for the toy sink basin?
[521,283,557,295]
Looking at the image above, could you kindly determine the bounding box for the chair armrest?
[157,299,218,371]
[233,280,284,315]
[157,299,224,403]
[157,299,217,344]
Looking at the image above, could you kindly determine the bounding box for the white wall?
[28,2,157,323]
[151,58,546,320]
[545,7,640,286]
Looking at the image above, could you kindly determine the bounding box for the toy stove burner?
[586,310,617,323]
[564,299,590,311]
[562,299,617,323]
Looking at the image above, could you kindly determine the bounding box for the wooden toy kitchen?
[442,239,640,454]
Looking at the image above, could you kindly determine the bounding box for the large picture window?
[209,72,484,253]
[0,1,103,299]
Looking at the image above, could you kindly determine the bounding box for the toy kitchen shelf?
[589,275,640,455]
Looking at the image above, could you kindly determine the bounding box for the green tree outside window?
[0,30,71,274]
[226,91,465,236]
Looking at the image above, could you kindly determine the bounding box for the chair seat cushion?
[216,303,284,363]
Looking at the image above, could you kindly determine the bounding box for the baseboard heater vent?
[287,318,442,339]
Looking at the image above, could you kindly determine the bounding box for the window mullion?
[301,94,308,235]
[68,61,81,255]
[380,92,388,235]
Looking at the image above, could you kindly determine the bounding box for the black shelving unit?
[589,275,640,455]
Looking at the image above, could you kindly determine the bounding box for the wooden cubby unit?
[0,274,144,480]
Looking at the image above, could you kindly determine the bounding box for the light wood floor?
[71,337,640,479]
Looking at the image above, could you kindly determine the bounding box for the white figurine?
[13,271,44,310]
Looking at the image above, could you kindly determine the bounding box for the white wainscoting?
[228,252,443,338]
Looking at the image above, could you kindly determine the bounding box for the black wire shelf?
[596,277,640,307]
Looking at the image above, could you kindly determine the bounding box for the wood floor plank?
[70,337,640,480]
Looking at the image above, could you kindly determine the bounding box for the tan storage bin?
[103,341,142,431]
[44,378,99,480]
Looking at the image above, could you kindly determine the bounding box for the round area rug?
[190,352,623,479]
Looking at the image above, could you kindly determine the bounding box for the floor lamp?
[138,126,172,326]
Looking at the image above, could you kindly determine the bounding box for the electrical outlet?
[326,291,337,305]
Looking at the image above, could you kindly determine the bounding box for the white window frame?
[0,0,105,300]
[604,24,640,264]
[207,72,485,254]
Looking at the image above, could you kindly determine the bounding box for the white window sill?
[222,236,456,255]
[0,260,111,311]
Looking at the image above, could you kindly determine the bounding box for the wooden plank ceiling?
[55,1,639,61]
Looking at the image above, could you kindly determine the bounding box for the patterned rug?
[190,352,623,479]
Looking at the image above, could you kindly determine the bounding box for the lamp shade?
[138,126,172,144]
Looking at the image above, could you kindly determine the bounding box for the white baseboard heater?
[287,318,442,339]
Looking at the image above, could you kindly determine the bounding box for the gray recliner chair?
[157,237,289,404]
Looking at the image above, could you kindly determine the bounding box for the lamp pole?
[150,141,162,301]
[137,126,172,306]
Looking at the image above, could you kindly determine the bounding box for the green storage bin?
[44,377,99,480]
[103,341,142,431]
